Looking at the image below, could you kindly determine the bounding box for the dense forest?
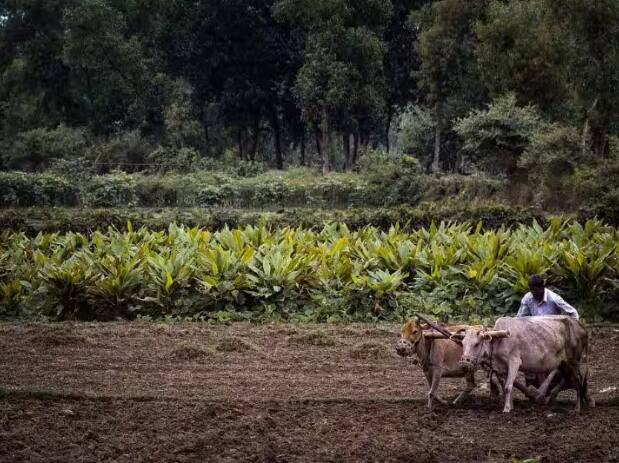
[0,0,618,218]
[0,0,616,169]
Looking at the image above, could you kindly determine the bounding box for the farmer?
[517,274,579,319]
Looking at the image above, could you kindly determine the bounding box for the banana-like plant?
[0,279,23,312]
[37,254,98,320]
[246,243,314,299]
[195,246,254,308]
[144,248,196,309]
[0,219,616,321]
[91,250,144,311]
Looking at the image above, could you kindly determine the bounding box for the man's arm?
[551,292,579,320]
[516,295,531,317]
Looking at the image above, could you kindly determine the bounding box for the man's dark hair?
[528,274,545,288]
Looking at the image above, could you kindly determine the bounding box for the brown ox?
[460,315,593,413]
[395,319,484,408]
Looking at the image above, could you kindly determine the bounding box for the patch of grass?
[349,341,391,360]
[288,331,336,347]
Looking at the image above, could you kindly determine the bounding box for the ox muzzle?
[395,339,415,357]
[458,358,477,371]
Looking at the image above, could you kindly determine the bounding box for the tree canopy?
[0,0,617,174]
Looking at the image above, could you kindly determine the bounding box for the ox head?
[395,319,426,357]
[459,328,493,371]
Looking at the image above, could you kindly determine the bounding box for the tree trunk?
[342,133,351,170]
[237,127,244,160]
[315,128,321,163]
[321,106,331,174]
[591,124,609,157]
[270,106,283,169]
[431,102,442,173]
[352,132,359,166]
[581,97,598,158]
[385,109,392,154]
[300,126,306,166]
[249,109,261,161]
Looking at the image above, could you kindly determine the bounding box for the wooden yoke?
[414,312,510,341]
[422,330,510,340]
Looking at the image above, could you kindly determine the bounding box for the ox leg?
[518,369,559,404]
[503,357,521,413]
[513,378,543,403]
[490,372,504,399]
[571,365,583,413]
[545,378,567,405]
[427,369,448,409]
[536,369,559,400]
[453,372,476,405]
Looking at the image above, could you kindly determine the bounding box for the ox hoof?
[502,407,512,413]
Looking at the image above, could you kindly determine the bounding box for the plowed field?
[1,322,618,462]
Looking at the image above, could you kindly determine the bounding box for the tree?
[548,0,619,157]
[383,0,431,152]
[275,0,392,172]
[412,0,487,173]
[453,94,542,176]
[159,0,303,167]
[62,0,167,135]
[476,0,619,157]
[0,0,78,140]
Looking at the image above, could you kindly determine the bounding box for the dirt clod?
[287,331,336,346]
[215,337,254,352]
[170,342,210,360]
[349,341,391,360]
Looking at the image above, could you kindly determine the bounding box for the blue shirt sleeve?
[550,292,579,320]
[516,294,531,317]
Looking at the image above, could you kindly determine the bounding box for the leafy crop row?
[1,219,617,322]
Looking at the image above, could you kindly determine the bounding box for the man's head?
[528,274,545,302]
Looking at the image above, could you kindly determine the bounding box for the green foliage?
[475,0,571,117]
[1,220,617,322]
[89,131,155,173]
[454,94,543,175]
[3,125,89,171]
[520,123,584,205]
[0,172,79,207]
[395,104,435,167]
[0,204,547,236]
[357,151,424,204]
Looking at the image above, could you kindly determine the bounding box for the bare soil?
[1,322,618,462]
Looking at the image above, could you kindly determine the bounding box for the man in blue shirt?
[517,275,579,319]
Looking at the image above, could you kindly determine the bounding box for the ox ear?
[480,331,492,340]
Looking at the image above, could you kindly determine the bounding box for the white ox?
[460,315,594,413]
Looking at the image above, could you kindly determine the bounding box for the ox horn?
[484,330,510,339]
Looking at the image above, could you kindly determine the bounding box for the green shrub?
[83,172,139,207]
[574,156,619,225]
[0,204,547,235]
[90,130,154,173]
[0,172,79,207]
[2,125,89,171]
[454,94,542,175]
[395,104,435,167]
